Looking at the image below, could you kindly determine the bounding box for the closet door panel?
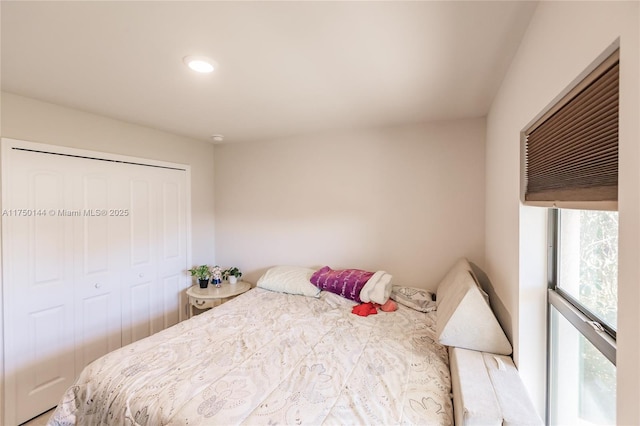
[122,167,187,343]
[73,169,125,371]
[157,172,188,329]
[121,173,159,345]
[4,150,76,425]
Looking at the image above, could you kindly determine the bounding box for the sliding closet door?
[3,149,84,423]
[2,139,190,425]
[120,165,187,345]
[156,168,187,330]
[121,168,159,344]
[72,161,127,373]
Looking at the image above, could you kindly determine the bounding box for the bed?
[49,260,538,425]
[49,286,452,424]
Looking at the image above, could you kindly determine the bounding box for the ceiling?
[1,1,538,143]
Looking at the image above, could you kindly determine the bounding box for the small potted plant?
[223,267,243,284]
[188,265,211,288]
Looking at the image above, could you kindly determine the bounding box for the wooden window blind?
[523,50,619,208]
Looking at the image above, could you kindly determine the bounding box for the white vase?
[229,276,238,284]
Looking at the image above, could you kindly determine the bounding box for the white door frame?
[0,137,193,425]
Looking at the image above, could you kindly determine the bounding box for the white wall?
[214,119,486,288]
[486,1,639,422]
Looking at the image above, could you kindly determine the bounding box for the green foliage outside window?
[577,210,618,329]
[576,210,618,422]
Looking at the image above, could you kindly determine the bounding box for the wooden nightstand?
[186,281,251,318]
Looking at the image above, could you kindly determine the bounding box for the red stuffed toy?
[351,299,397,317]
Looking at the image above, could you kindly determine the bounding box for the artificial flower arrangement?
[210,265,223,288]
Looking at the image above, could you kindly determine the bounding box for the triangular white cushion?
[436,269,512,355]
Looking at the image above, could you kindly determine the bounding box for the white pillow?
[436,266,512,355]
[257,266,321,298]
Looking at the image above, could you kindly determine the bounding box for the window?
[557,210,618,332]
[548,208,617,425]
[521,44,620,424]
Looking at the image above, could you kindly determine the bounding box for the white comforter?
[49,288,452,425]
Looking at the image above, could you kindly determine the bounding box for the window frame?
[547,208,617,364]
[546,208,618,425]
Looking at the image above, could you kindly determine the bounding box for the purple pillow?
[310,266,374,302]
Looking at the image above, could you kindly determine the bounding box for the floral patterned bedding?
[49,287,452,425]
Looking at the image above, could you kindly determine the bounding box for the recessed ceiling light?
[183,56,215,73]
[211,134,224,142]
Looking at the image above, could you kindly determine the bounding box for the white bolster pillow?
[449,347,543,425]
[449,347,502,425]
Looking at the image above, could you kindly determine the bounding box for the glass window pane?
[549,305,616,425]
[558,209,618,330]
